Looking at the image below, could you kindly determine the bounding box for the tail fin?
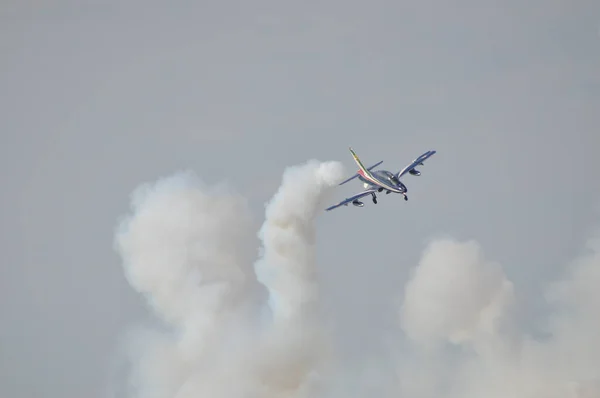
[349,147,374,178]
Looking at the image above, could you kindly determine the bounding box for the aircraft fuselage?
[358,169,407,194]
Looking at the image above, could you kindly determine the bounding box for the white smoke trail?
[113,160,344,398]
[255,160,344,321]
[249,160,345,398]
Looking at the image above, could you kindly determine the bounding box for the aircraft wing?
[325,188,378,211]
[338,160,383,185]
[395,150,436,179]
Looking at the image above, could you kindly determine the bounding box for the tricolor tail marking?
[349,147,372,178]
[348,147,403,193]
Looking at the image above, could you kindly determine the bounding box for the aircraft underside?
[351,183,405,207]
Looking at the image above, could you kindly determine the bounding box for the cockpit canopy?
[382,170,400,184]
[375,170,406,190]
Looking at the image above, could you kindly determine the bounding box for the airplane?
[325,147,436,211]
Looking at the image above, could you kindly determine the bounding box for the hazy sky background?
[2,1,600,397]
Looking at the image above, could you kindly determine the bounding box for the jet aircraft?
[325,147,436,211]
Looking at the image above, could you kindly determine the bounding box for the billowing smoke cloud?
[399,235,600,398]
[114,160,345,398]
[114,171,260,398]
[114,159,600,398]
[400,239,516,349]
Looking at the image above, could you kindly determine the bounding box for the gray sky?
[2,1,600,397]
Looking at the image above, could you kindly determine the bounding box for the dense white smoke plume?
[399,237,600,398]
[114,160,600,398]
[114,160,344,398]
